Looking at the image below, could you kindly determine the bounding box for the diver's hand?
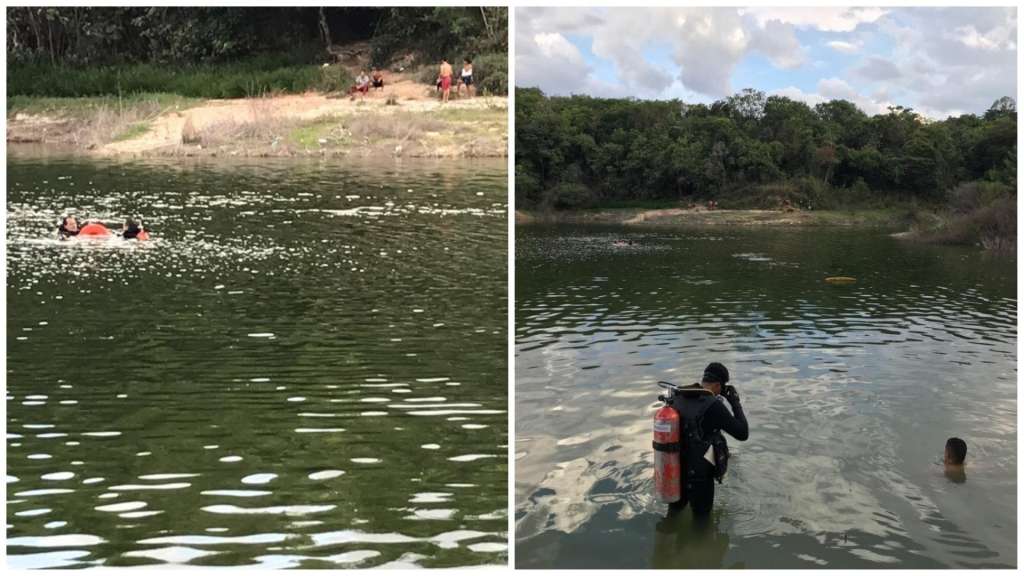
[722,385,740,405]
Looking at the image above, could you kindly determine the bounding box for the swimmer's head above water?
[944,437,967,467]
[944,437,967,483]
[122,218,143,239]
[58,215,80,239]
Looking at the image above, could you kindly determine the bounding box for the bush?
[472,52,507,96]
[916,187,1016,252]
[547,182,594,210]
[947,180,1013,215]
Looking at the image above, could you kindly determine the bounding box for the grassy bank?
[515,206,917,228]
[191,100,508,158]
[8,56,351,100]
[518,179,1016,253]
[8,92,508,159]
[7,93,200,147]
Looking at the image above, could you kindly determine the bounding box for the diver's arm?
[714,397,749,441]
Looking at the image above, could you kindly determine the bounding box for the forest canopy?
[7,7,508,97]
[515,87,1017,211]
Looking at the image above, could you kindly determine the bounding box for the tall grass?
[7,93,196,117]
[8,57,352,99]
[195,97,304,148]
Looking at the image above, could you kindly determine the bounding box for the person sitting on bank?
[350,70,371,98]
[670,362,748,516]
[57,215,80,240]
[371,68,385,92]
[944,437,967,483]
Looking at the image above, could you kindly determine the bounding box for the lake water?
[515,224,1016,569]
[6,154,508,568]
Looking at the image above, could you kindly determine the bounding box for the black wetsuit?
[670,384,748,515]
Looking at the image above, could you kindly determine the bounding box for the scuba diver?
[57,215,80,240]
[654,362,748,516]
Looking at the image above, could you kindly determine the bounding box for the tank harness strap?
[652,440,681,452]
[686,396,716,441]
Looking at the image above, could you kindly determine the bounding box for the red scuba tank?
[653,404,682,503]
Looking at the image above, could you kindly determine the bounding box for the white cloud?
[516,6,1017,118]
[826,40,860,54]
[860,7,1017,116]
[516,7,807,99]
[771,83,892,117]
[771,86,826,108]
[740,7,888,32]
[817,77,858,100]
[749,18,807,69]
[516,30,595,97]
[853,56,902,81]
[533,33,583,62]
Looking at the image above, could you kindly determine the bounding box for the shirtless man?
[439,59,453,103]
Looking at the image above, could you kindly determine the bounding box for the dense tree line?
[8,7,506,66]
[516,88,1016,210]
[7,7,507,97]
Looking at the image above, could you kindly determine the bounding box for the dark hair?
[464,58,472,64]
[946,437,967,464]
[123,218,142,239]
[702,362,730,384]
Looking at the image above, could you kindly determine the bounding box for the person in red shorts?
[439,58,453,103]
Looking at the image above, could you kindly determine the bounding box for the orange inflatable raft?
[77,223,112,237]
[73,223,150,240]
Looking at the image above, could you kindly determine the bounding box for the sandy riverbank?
[7,77,507,159]
[515,207,907,227]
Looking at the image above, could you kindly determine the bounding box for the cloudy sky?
[516,7,1018,118]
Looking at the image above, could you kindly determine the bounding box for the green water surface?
[515,224,1015,569]
[7,154,508,568]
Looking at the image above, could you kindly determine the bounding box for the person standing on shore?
[439,58,453,103]
[459,58,474,99]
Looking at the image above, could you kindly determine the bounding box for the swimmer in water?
[944,437,967,484]
[122,218,148,240]
[57,215,80,240]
